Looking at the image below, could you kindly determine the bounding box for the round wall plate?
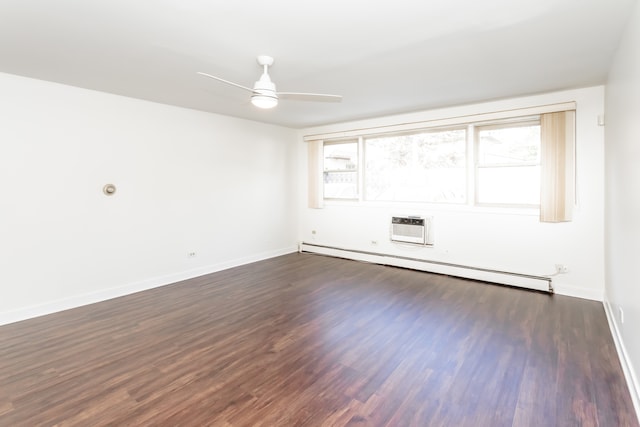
[103,184,116,196]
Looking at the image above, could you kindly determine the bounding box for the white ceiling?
[0,0,636,128]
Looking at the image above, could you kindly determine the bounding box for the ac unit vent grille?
[392,223,424,239]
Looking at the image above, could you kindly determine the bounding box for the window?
[312,104,573,210]
[475,120,541,206]
[364,128,466,203]
[323,140,358,199]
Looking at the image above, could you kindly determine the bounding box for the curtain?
[307,140,324,209]
[540,111,576,222]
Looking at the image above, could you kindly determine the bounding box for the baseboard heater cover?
[299,242,553,293]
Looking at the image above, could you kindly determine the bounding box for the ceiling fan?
[198,55,342,109]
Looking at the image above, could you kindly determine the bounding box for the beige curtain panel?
[540,110,576,222]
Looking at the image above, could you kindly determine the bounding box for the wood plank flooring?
[0,253,637,426]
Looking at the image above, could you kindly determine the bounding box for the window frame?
[310,103,575,212]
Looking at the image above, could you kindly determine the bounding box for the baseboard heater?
[299,242,553,293]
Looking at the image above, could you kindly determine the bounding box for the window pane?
[365,129,466,203]
[478,124,540,165]
[476,165,540,205]
[324,142,357,171]
[324,171,358,199]
[323,142,357,199]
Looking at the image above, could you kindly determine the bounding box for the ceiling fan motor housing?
[253,76,277,98]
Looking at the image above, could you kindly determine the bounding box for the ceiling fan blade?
[277,92,343,103]
[197,72,255,93]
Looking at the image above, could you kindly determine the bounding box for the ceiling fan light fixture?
[251,77,278,109]
[251,93,278,109]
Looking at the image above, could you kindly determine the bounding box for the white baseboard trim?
[0,245,298,327]
[603,297,640,424]
[552,284,604,302]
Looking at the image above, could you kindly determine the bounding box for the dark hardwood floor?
[0,253,637,426]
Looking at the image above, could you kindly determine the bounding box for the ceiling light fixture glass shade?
[251,93,278,109]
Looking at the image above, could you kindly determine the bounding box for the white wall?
[299,86,605,300]
[0,72,298,324]
[604,0,640,414]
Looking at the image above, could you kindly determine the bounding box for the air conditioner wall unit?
[390,216,433,246]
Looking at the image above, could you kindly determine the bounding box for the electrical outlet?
[188,252,197,258]
[555,264,569,274]
[371,240,378,246]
